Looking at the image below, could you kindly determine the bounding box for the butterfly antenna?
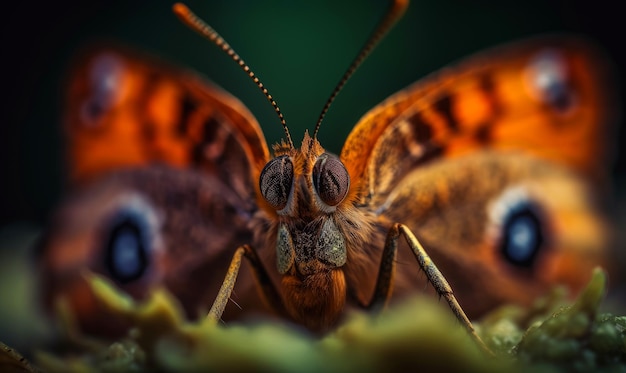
[312,0,409,139]
[173,3,294,148]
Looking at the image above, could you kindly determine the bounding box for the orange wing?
[41,45,275,336]
[341,36,617,206]
[339,36,616,316]
[65,45,270,191]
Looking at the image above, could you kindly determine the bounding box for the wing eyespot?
[500,206,544,267]
[104,209,151,283]
[525,49,578,114]
[80,53,125,127]
[489,186,547,269]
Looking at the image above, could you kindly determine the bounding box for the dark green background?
[1,0,624,226]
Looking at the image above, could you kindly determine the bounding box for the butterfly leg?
[370,223,493,355]
[206,245,286,324]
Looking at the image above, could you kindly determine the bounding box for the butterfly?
[38,0,615,343]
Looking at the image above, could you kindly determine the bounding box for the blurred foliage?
[0,267,617,372]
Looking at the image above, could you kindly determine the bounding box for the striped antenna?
[173,3,294,149]
[312,0,409,139]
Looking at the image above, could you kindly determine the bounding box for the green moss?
[514,269,626,372]
[9,267,624,372]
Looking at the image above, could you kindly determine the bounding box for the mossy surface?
[4,268,624,373]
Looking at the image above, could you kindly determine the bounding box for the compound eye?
[312,153,350,207]
[104,211,150,284]
[259,155,294,210]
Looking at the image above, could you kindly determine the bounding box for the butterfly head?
[260,132,351,274]
[256,132,355,329]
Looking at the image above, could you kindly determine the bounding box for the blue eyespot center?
[105,215,149,283]
[501,206,544,268]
